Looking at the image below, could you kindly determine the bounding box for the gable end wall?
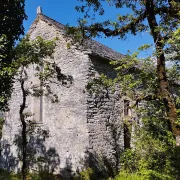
[1,18,124,176]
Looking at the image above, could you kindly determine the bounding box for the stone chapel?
[0,7,134,177]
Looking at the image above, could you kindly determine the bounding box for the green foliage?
[14,35,55,67]
[73,0,180,179]
[74,0,180,41]
[75,168,94,180]
[0,0,26,49]
[0,169,62,180]
[115,170,174,180]
[88,51,157,101]
[166,28,180,61]
[0,35,56,111]
[0,0,27,111]
[86,49,180,179]
[0,169,21,180]
[115,99,180,179]
[167,64,180,124]
[86,73,113,95]
[115,171,144,180]
[75,167,112,180]
[73,0,180,140]
[28,171,59,180]
[0,0,27,64]
[14,35,57,179]
[138,44,152,51]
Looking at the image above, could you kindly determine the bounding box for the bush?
[115,171,143,180]
[115,170,174,180]
[114,100,180,180]
[75,168,93,180]
[0,169,21,180]
[0,169,61,180]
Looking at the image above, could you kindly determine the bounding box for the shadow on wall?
[0,124,123,180]
[0,63,76,178]
[89,55,117,79]
[13,124,75,179]
[87,151,118,179]
[0,59,123,179]
[0,140,19,172]
[0,124,75,179]
[1,125,180,179]
[86,55,124,178]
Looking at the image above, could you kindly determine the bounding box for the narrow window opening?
[39,65,43,123]
[124,123,131,149]
[124,100,131,116]
[32,64,43,123]
[123,100,131,149]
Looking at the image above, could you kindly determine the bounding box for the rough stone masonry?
[0,8,134,177]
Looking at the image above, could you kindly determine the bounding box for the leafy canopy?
[0,0,27,111]
[72,0,180,140]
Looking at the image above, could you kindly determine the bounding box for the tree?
[84,38,180,178]
[13,35,71,180]
[72,0,180,143]
[166,28,180,61]
[114,52,180,179]
[0,0,26,111]
[0,0,26,63]
[12,35,56,180]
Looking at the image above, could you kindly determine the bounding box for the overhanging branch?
[132,94,158,108]
[155,7,179,19]
[82,3,179,37]
[84,10,147,37]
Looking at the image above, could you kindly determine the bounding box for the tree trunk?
[146,0,180,143]
[19,79,27,180]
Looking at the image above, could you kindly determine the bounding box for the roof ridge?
[39,14,65,30]
[29,13,124,61]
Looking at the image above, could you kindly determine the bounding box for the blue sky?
[24,0,154,57]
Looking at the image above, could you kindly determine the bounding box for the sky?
[24,0,154,57]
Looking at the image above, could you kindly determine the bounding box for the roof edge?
[28,13,124,61]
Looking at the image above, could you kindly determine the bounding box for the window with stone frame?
[31,64,43,123]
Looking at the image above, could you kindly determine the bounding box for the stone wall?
[1,19,90,175]
[0,17,124,177]
[86,56,124,174]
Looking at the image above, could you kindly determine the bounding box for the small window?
[123,100,131,149]
[124,100,131,116]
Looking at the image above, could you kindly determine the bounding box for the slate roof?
[29,13,124,61]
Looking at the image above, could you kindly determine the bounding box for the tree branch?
[85,11,147,37]
[155,6,179,19]
[133,94,158,108]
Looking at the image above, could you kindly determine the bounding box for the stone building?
[0,8,133,177]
